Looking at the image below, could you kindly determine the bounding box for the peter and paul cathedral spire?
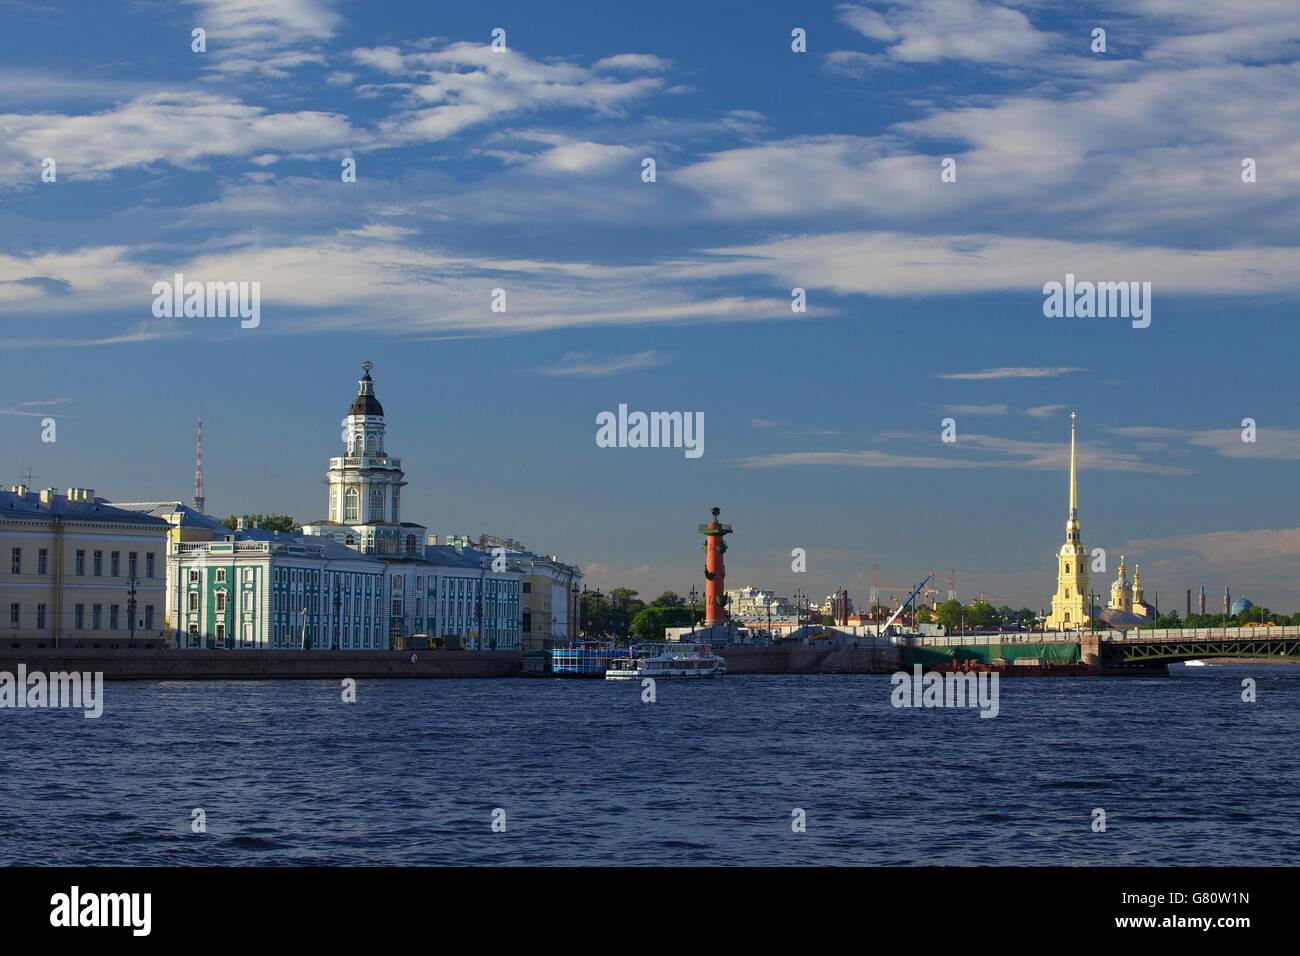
[1047,411,1090,630]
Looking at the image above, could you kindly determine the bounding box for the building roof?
[1,490,170,528]
[1096,606,1153,627]
[111,500,227,530]
[348,365,384,417]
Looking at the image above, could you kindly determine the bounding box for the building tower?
[1047,411,1089,630]
[326,362,408,554]
[869,563,879,609]
[193,416,205,514]
[1199,586,1206,616]
[699,506,732,624]
[947,568,957,602]
[1131,563,1145,609]
[1109,555,1131,613]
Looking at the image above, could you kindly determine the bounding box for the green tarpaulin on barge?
[904,642,1080,666]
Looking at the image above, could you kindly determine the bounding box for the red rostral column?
[699,507,733,624]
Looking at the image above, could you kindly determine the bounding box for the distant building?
[299,364,532,649]
[1,486,169,648]
[725,585,795,620]
[1096,555,1154,627]
[475,535,581,651]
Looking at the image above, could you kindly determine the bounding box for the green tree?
[630,607,666,641]
[934,599,964,631]
[966,601,1000,631]
[222,513,298,533]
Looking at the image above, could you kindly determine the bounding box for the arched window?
[370,487,384,520]
[1065,589,1071,599]
[1065,563,1071,574]
[344,487,359,522]
[365,432,376,453]
[1064,613,1071,623]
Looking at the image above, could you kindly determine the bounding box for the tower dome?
[348,360,384,417]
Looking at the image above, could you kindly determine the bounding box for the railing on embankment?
[0,648,524,679]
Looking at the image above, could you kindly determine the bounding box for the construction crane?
[879,572,934,637]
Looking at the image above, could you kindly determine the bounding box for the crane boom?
[880,572,934,635]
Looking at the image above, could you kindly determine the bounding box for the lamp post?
[575,583,583,641]
[688,585,699,638]
[126,575,139,643]
[334,588,342,650]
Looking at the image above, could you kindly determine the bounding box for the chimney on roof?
[237,515,247,530]
[39,488,58,507]
[13,484,28,497]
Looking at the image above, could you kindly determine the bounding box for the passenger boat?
[605,642,726,680]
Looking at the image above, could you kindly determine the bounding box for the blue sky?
[2,0,1299,611]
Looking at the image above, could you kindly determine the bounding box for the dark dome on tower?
[348,361,384,417]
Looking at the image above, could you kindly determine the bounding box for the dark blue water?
[3,665,1298,865]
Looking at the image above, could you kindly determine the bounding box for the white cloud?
[186,0,342,77]
[540,350,666,376]
[593,54,671,72]
[939,368,1084,381]
[676,231,1300,299]
[942,404,1008,415]
[1024,404,1071,419]
[355,42,665,146]
[836,0,1053,65]
[0,93,359,179]
[738,431,1190,474]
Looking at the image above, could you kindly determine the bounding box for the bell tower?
[1047,411,1089,630]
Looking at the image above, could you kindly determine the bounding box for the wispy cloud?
[739,431,1191,474]
[1024,404,1070,419]
[540,350,666,377]
[941,404,1008,416]
[1110,425,1300,460]
[938,368,1084,382]
[836,0,1053,66]
[185,0,343,77]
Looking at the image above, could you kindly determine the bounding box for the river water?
[2,664,1297,865]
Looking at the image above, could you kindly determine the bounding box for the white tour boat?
[605,642,726,680]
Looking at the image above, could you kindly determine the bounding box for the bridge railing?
[910,625,1300,646]
[1105,625,1300,643]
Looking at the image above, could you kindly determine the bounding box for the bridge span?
[907,625,1300,671]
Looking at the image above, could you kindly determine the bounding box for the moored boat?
[605,642,726,680]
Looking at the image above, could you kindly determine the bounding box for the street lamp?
[574,583,583,641]
[126,575,139,643]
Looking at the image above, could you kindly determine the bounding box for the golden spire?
[1069,410,1078,519]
